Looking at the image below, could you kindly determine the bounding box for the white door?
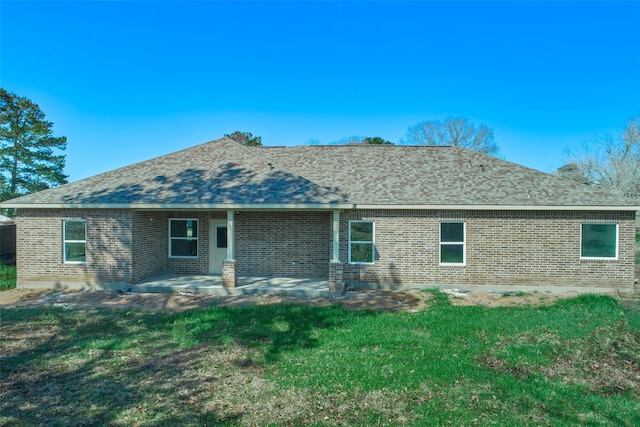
[209,219,227,274]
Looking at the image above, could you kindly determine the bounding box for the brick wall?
[15,208,636,290]
[16,209,133,285]
[342,210,636,289]
[131,211,167,282]
[132,211,226,282]
[164,212,212,276]
[133,211,331,279]
[15,209,228,285]
[235,211,331,278]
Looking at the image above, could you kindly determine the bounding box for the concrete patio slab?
[132,274,344,298]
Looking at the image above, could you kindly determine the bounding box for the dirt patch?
[442,289,571,307]
[0,287,578,312]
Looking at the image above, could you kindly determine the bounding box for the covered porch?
[134,209,345,292]
[132,274,342,298]
[208,210,344,291]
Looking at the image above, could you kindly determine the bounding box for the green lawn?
[0,264,16,290]
[1,291,639,426]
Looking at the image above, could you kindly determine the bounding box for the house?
[1,137,638,292]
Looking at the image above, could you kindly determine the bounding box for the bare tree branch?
[402,116,499,156]
[559,115,640,201]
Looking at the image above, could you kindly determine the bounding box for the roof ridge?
[1,137,636,209]
[258,144,454,149]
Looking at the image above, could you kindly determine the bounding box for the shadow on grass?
[0,302,371,425]
[169,302,353,362]
[2,294,639,426]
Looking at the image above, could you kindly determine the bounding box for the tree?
[224,131,262,146]
[329,135,394,145]
[403,116,499,156]
[0,89,67,201]
[559,115,640,200]
[362,136,393,145]
[556,163,590,185]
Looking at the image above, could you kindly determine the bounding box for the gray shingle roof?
[2,137,635,209]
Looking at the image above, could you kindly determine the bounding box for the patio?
[132,274,343,298]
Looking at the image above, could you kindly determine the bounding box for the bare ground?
[0,287,581,312]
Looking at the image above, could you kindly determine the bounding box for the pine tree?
[0,89,67,200]
[224,131,263,147]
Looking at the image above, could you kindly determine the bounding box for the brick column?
[329,261,344,291]
[222,259,238,288]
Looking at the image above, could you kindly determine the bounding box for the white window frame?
[348,220,375,264]
[580,223,618,260]
[439,222,466,266]
[63,220,87,264]
[169,218,199,259]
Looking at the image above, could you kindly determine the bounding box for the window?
[349,221,374,263]
[169,219,198,258]
[581,223,617,259]
[440,222,465,265]
[64,220,86,263]
[216,225,227,249]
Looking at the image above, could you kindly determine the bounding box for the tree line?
[221,119,640,203]
[226,116,498,155]
[2,89,639,214]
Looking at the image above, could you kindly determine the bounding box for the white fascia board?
[132,203,355,211]
[2,202,355,210]
[3,202,638,212]
[355,204,640,211]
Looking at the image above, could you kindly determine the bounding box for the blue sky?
[2,1,639,181]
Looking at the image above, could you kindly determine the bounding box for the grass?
[0,264,16,290]
[1,291,639,426]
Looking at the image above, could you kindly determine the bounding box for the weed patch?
[0,264,16,290]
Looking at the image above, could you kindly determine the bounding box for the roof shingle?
[2,137,635,209]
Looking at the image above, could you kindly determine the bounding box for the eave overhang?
[355,204,640,211]
[2,202,638,212]
[0,202,354,210]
